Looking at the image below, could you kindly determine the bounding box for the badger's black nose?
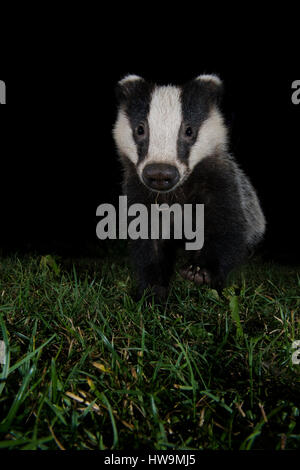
[142,163,180,191]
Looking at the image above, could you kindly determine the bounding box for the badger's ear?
[115,74,145,103]
[195,74,224,104]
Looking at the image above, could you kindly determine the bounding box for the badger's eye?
[185,126,193,137]
[137,124,145,136]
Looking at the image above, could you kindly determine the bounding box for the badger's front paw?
[179,265,225,292]
[179,265,212,285]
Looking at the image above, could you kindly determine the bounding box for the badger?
[113,74,266,303]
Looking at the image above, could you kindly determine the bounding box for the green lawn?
[0,246,299,450]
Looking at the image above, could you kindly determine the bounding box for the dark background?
[0,32,299,263]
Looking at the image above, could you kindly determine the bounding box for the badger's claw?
[194,268,211,286]
[179,265,212,286]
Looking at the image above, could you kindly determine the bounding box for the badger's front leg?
[129,238,175,304]
[180,212,248,292]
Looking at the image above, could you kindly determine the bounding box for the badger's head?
[113,74,228,193]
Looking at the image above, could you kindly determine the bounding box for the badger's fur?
[113,74,266,302]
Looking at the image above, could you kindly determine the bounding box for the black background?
[0,25,299,263]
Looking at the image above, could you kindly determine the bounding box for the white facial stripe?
[188,107,228,172]
[137,86,186,182]
[147,86,182,165]
[113,109,138,165]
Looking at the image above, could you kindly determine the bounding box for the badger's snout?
[142,163,180,192]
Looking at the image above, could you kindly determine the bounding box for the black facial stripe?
[177,80,218,163]
[123,81,155,164]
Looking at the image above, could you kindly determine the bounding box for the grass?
[0,244,299,450]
